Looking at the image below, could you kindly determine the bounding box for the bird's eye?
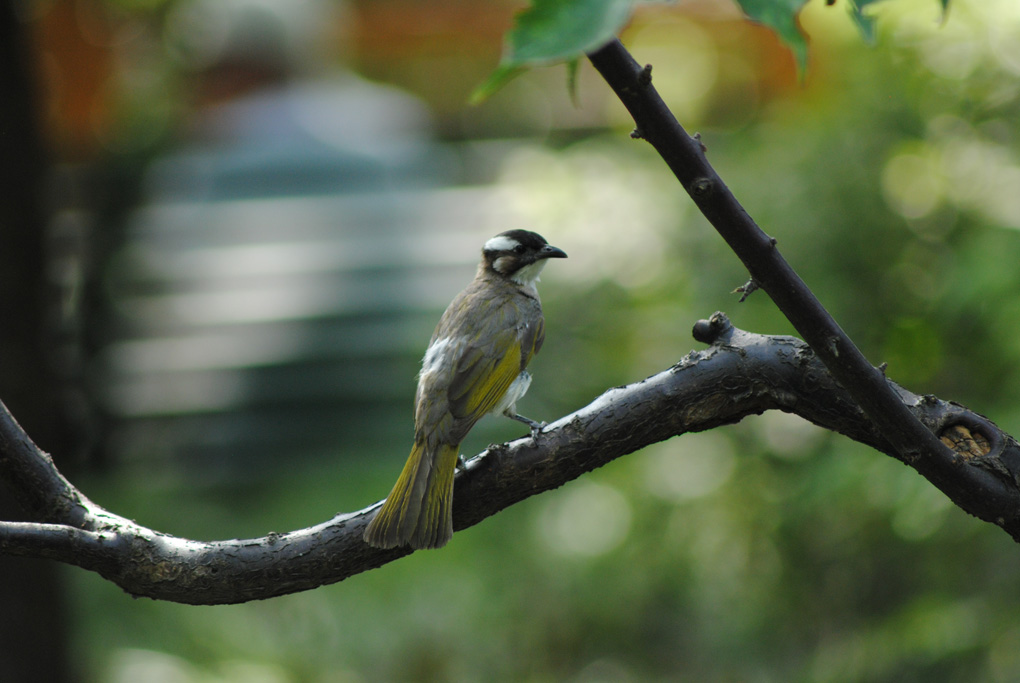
[513,244,526,255]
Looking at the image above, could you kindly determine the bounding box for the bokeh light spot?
[642,432,736,501]
[538,480,632,557]
[882,146,945,220]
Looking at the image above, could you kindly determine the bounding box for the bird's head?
[481,230,567,286]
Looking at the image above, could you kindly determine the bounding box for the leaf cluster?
[475,0,952,101]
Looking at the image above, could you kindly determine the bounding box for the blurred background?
[4,0,1020,680]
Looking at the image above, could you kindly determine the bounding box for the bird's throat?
[511,259,548,288]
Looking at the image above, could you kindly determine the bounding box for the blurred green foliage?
[62,0,1020,681]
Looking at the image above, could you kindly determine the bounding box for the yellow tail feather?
[363,441,461,549]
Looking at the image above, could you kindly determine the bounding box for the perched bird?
[364,229,567,549]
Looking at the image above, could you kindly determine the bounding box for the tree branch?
[0,401,88,526]
[1,314,1018,604]
[585,39,967,496]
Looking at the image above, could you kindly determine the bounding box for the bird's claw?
[529,421,547,440]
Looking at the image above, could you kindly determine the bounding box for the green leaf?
[504,0,635,63]
[472,0,635,103]
[470,66,528,105]
[848,1,879,44]
[566,58,581,106]
[848,0,951,43]
[734,0,811,73]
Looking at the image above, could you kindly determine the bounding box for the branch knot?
[692,312,732,345]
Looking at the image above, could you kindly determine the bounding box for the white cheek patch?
[493,256,513,274]
[484,235,522,253]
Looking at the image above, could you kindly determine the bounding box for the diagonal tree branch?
[1,314,1018,604]
[0,402,88,527]
[585,39,967,490]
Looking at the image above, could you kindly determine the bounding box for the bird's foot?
[528,421,547,441]
[507,412,546,441]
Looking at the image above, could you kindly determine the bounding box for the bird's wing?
[521,315,545,364]
[446,328,523,421]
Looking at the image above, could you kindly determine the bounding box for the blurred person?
[152,0,442,199]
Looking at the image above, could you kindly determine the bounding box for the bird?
[363,229,567,550]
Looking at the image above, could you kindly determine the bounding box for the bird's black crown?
[483,230,550,256]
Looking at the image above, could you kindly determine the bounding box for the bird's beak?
[539,244,568,259]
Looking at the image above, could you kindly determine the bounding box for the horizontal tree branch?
[1,314,1018,604]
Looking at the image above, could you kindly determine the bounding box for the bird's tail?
[363,441,460,550]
